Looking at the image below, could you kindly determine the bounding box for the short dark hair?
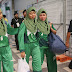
[23,9,26,14]
[14,11,18,15]
[3,15,6,18]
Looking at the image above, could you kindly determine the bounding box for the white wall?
[66,0,72,24]
[14,0,35,10]
[14,0,44,10]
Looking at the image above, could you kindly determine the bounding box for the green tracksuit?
[36,24,57,72]
[0,23,18,72]
[18,22,42,72]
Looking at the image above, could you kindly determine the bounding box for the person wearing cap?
[11,11,23,50]
[22,9,27,20]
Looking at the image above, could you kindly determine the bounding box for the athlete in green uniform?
[0,8,18,72]
[36,8,57,72]
[18,7,43,72]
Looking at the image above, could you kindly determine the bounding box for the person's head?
[27,7,36,20]
[3,15,6,18]
[37,8,47,21]
[23,9,27,18]
[0,8,3,20]
[14,11,18,18]
[28,9,36,19]
[37,8,50,35]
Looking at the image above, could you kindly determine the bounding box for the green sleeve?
[18,22,26,52]
[7,23,18,35]
[52,24,56,30]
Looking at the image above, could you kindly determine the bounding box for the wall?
[1,0,13,24]
[66,0,72,24]
[14,0,37,11]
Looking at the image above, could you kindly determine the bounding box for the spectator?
[11,11,23,50]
